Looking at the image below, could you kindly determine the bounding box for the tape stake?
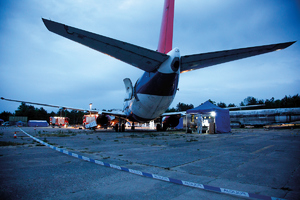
[18,128,286,200]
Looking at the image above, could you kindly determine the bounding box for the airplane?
[2,0,295,131]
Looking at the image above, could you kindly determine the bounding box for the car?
[2,121,10,126]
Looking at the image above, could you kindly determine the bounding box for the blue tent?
[28,120,49,127]
[186,101,231,133]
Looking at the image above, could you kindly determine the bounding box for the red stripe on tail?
[157,0,175,54]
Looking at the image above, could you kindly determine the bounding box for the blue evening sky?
[0,0,299,113]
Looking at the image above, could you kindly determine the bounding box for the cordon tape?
[19,128,285,200]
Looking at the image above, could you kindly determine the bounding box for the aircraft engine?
[162,115,180,130]
[96,114,111,128]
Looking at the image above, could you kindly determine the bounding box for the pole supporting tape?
[19,128,285,200]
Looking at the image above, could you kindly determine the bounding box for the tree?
[176,102,194,111]
[280,94,300,108]
[228,103,236,107]
[258,99,264,104]
[49,111,56,116]
[66,110,84,124]
[0,111,13,121]
[15,103,36,120]
[243,96,257,105]
[36,107,48,120]
[208,99,216,105]
[165,107,176,112]
[265,97,279,108]
[217,102,226,108]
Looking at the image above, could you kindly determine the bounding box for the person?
[196,114,203,134]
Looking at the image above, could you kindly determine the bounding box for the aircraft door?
[123,78,133,101]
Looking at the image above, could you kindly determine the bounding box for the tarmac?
[0,126,299,199]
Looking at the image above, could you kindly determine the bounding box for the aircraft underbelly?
[132,94,174,120]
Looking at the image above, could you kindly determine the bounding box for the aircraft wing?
[180,41,296,73]
[161,111,186,116]
[226,104,266,111]
[42,18,169,72]
[1,97,97,113]
[101,110,127,120]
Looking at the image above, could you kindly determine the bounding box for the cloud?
[1,0,299,114]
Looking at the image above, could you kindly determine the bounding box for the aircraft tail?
[157,0,175,54]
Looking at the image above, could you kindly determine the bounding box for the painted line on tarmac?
[252,145,274,154]
[19,128,285,200]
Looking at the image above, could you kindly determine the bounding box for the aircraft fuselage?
[124,48,180,122]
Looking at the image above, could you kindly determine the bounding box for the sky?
[0,0,299,114]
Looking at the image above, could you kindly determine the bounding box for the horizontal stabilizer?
[42,18,169,72]
[180,41,296,73]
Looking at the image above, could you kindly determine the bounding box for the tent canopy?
[187,101,227,114]
[187,101,231,133]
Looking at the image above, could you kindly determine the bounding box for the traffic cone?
[14,132,17,139]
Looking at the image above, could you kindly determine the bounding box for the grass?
[186,138,198,142]
[39,130,73,137]
[0,141,24,146]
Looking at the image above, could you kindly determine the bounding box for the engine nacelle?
[96,114,111,128]
[162,115,180,130]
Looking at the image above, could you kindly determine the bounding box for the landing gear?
[156,124,161,131]
[156,116,163,131]
[121,123,125,132]
[115,119,125,132]
[162,124,167,131]
[131,122,135,130]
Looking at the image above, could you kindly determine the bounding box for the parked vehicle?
[2,121,10,126]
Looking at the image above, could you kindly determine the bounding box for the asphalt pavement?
[0,126,299,199]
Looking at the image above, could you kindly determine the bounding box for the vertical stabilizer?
[157,0,175,54]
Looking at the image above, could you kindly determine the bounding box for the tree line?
[166,94,300,112]
[1,94,299,122]
[0,102,84,124]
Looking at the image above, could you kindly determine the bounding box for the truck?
[49,117,69,127]
[83,114,98,129]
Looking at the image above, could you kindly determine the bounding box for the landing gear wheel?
[156,124,161,131]
[162,124,167,131]
[115,124,119,132]
[121,124,125,132]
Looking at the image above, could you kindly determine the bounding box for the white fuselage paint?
[123,48,180,122]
